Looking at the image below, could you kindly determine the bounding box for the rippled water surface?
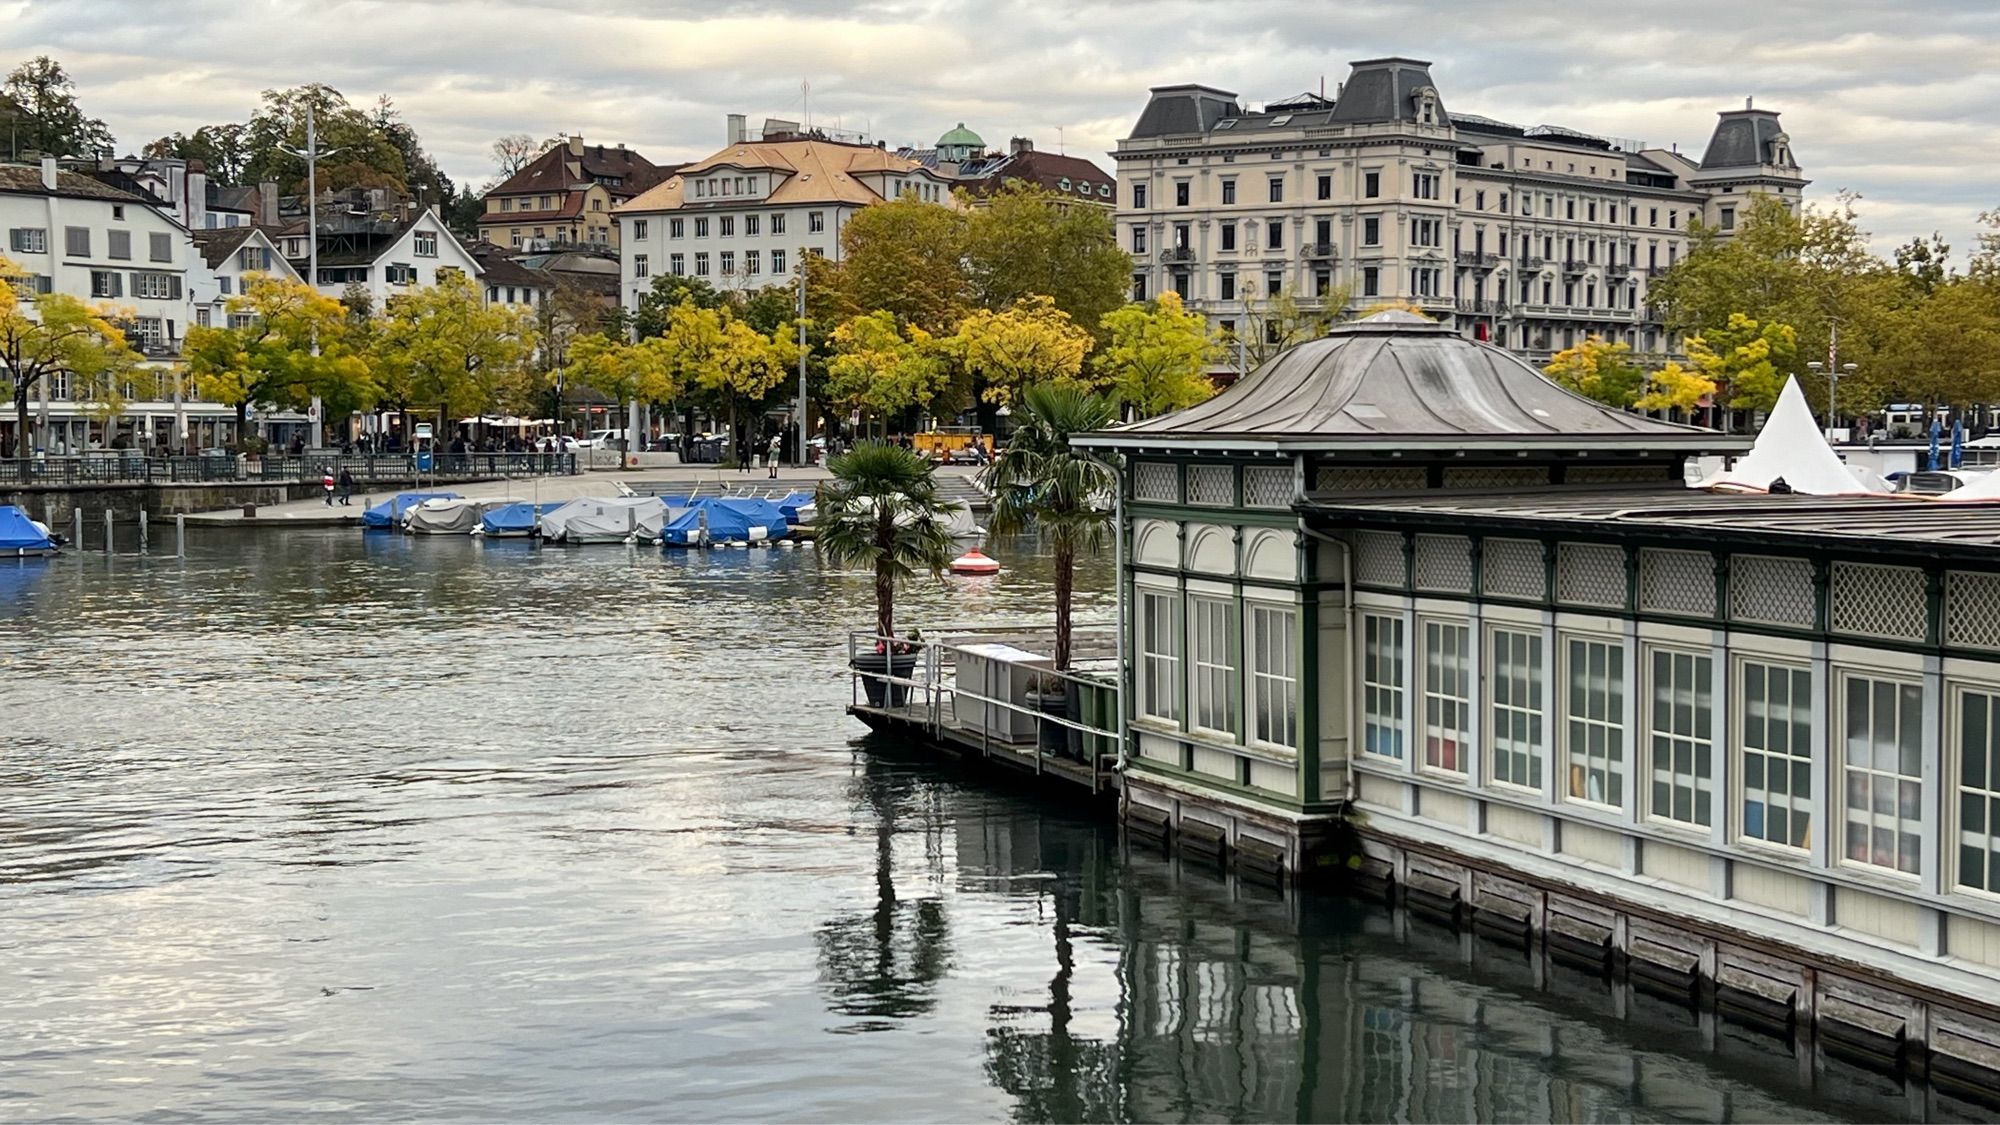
[0,531,1959,1121]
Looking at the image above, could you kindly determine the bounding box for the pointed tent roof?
[1697,376,1876,495]
[1076,311,1744,454]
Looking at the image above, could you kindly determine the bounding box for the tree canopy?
[185,275,369,440]
[1094,292,1216,418]
[2,55,114,159]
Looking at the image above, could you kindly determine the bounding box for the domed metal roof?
[1081,311,1745,454]
[936,122,985,149]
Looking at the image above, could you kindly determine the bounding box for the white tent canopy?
[1697,376,1880,495]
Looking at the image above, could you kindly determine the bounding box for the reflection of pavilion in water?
[949,806,1961,1123]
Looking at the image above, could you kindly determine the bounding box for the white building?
[614,116,958,309]
[0,157,217,452]
[189,227,305,330]
[281,205,483,308]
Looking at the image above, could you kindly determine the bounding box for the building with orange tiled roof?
[612,115,959,307]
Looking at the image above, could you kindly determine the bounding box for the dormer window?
[1412,85,1441,125]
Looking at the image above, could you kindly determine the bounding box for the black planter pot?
[1027,688,1069,753]
[852,651,918,708]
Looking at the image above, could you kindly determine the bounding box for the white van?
[578,429,627,450]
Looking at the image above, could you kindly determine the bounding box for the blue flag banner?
[1929,417,1943,472]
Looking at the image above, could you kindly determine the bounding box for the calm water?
[0,532,1963,1122]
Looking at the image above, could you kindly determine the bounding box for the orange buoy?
[950,548,1000,575]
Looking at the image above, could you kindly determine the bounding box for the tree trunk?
[875,513,895,643]
[235,400,249,450]
[1054,541,1075,671]
[14,385,31,484]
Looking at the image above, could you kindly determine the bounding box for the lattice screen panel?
[1134,461,1179,502]
[1243,466,1294,509]
[1482,538,1545,601]
[1354,530,1406,588]
[1555,543,1627,608]
[1186,465,1235,507]
[1441,466,1549,489]
[1638,549,1716,617]
[1830,562,1925,642]
[1947,571,2000,650]
[1314,466,1427,493]
[1568,465,1676,484]
[1730,555,1814,628]
[1413,534,1474,593]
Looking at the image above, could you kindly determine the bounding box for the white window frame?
[633,254,649,279]
[1247,599,1297,751]
[1188,593,1237,738]
[1838,671,1925,878]
[1421,618,1470,776]
[10,227,47,254]
[770,249,787,276]
[1645,645,1715,830]
[669,253,684,276]
[1137,585,1181,723]
[1488,625,1544,792]
[1563,634,1626,810]
[808,211,826,234]
[1361,613,1406,761]
[1954,685,2000,898]
[1738,658,1814,853]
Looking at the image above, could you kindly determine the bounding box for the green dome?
[936,122,985,149]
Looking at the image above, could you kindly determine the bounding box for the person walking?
[321,472,336,506]
[337,468,355,506]
[767,434,781,479]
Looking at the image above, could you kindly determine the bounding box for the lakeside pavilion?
[1074,309,2000,1073]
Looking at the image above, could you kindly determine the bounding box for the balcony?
[1159,247,1195,264]
[1455,251,1501,269]
[1455,298,1508,315]
[1647,266,1672,279]
[1518,257,1545,271]
[1303,242,1337,260]
[1607,261,1632,277]
[1562,259,1589,276]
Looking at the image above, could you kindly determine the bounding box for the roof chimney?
[1009,136,1033,155]
[727,114,748,145]
[39,156,56,191]
[1745,96,1754,110]
[567,135,584,157]
[258,181,279,226]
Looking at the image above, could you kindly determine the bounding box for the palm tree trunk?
[1054,541,1074,670]
[875,511,895,642]
[235,400,249,449]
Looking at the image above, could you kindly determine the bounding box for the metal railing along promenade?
[5,452,580,486]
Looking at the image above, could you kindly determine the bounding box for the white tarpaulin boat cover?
[1697,376,1877,495]
[405,497,519,535]
[538,496,670,543]
[1932,466,2000,501]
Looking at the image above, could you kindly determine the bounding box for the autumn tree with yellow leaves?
[0,254,141,471]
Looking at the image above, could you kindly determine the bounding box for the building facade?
[190,227,304,329]
[282,203,484,307]
[477,136,676,251]
[1116,58,1806,363]
[1079,311,2000,1080]
[897,127,1118,211]
[613,120,958,308]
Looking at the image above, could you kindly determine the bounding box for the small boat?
[950,548,1000,575]
[404,497,521,535]
[538,496,671,544]
[361,491,461,530]
[661,497,792,547]
[0,505,56,557]
[477,501,557,538]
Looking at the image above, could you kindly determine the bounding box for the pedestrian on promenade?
[767,434,781,479]
[321,472,335,506]
[337,469,355,506]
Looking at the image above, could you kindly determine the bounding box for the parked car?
[577,429,627,450]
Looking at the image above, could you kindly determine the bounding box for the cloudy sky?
[2,0,1992,255]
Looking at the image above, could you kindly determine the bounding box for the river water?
[0,531,1965,1121]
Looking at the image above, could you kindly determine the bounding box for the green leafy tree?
[632,273,727,339]
[1238,284,1346,368]
[0,256,139,472]
[184,275,369,445]
[143,123,249,182]
[815,443,962,642]
[1093,292,1216,418]
[241,84,408,193]
[962,182,1131,334]
[569,333,679,420]
[373,271,536,432]
[1543,336,1647,408]
[828,195,970,335]
[3,56,113,159]
[1893,232,1954,296]
[1877,280,2000,411]
[1684,313,1798,419]
[986,383,1117,671]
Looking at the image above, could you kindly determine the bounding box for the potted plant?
[816,442,961,708]
[988,382,1117,753]
[1023,672,1071,754]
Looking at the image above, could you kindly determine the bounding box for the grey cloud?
[2,0,1991,253]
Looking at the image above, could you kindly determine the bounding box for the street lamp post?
[1807,360,1825,436]
[795,248,807,467]
[1839,362,1856,439]
[277,96,342,452]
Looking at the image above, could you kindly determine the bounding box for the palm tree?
[816,441,962,644]
[987,383,1118,670]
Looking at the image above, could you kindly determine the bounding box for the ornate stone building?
[1115,58,1807,363]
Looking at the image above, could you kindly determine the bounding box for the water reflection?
[0,533,1958,1121]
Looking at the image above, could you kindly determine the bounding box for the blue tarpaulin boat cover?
[361,490,461,529]
[661,497,792,546]
[776,491,815,525]
[0,505,54,554]
[479,501,556,536]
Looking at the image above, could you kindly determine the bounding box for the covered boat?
[660,497,790,547]
[478,501,557,537]
[362,490,461,530]
[776,490,817,526]
[538,496,671,544]
[0,504,56,557]
[405,497,520,535]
